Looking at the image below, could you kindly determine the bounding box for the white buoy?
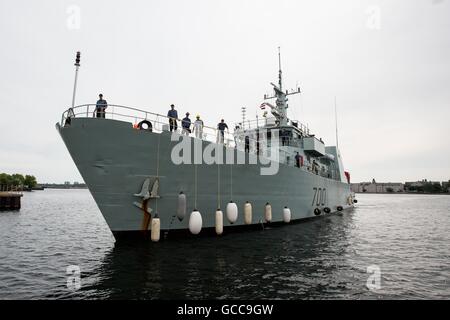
[244,201,252,225]
[151,215,161,242]
[283,207,291,223]
[226,201,238,224]
[265,203,272,222]
[189,210,202,235]
[177,192,187,221]
[347,196,353,205]
[215,209,223,235]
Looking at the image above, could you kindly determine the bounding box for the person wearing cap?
[181,112,192,136]
[217,119,229,144]
[193,115,204,139]
[95,94,108,118]
[234,123,242,148]
[167,104,178,132]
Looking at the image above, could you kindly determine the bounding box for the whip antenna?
[335,96,339,150]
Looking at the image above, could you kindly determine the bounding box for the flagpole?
[72,51,81,109]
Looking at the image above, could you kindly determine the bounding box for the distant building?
[352,179,449,194]
[442,181,450,193]
[351,182,404,193]
[405,180,441,193]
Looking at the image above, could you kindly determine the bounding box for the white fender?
[189,210,202,235]
[151,216,161,242]
[347,195,353,205]
[226,201,238,224]
[283,207,291,223]
[244,202,252,225]
[177,192,187,221]
[265,203,272,222]
[215,209,223,235]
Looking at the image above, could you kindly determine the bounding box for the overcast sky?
[0,0,449,183]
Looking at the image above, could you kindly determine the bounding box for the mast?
[71,51,81,109]
[263,48,301,127]
[278,47,282,91]
[335,96,339,150]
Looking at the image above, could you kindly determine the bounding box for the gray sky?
[1,0,449,183]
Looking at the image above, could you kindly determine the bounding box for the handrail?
[0,184,24,195]
[62,104,242,149]
[236,116,310,135]
[62,103,224,135]
[60,104,331,175]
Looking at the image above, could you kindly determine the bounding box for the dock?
[0,192,23,210]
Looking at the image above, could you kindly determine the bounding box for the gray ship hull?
[57,118,353,238]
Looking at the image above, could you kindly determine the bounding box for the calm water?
[0,189,449,300]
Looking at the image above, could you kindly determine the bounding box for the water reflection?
[91,211,362,299]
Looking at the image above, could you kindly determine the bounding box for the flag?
[260,103,266,110]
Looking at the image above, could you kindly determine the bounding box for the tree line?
[0,173,37,188]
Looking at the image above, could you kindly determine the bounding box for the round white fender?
[226,201,238,224]
[244,201,252,225]
[215,209,223,235]
[265,203,272,222]
[177,192,187,221]
[151,216,161,242]
[283,207,291,223]
[347,196,353,205]
[189,210,202,235]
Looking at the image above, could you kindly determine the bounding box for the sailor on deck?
[181,112,192,136]
[95,94,107,118]
[295,152,302,168]
[217,119,229,144]
[193,115,204,139]
[167,104,178,132]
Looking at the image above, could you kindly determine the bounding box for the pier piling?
[0,192,23,210]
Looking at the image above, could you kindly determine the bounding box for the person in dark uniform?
[245,136,250,153]
[295,152,302,168]
[181,112,192,136]
[217,119,229,144]
[167,104,178,132]
[95,94,107,118]
[256,132,260,155]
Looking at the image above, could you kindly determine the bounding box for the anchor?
[133,177,160,231]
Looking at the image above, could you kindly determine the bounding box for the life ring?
[324,207,331,214]
[314,208,321,216]
[138,120,153,132]
[337,206,343,211]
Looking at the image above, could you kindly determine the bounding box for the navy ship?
[57,51,355,241]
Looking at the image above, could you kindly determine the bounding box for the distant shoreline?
[355,192,449,195]
[30,186,88,190]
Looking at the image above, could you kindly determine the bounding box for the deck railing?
[0,185,23,195]
[61,104,239,147]
[237,116,310,136]
[60,104,327,174]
